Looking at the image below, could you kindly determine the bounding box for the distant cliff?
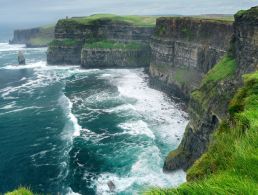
[10,26,54,47]
[47,15,155,66]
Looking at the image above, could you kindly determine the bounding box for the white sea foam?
[58,94,82,138]
[96,146,186,195]
[94,69,188,194]
[118,120,155,139]
[0,43,25,52]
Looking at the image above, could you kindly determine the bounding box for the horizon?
[1,0,258,29]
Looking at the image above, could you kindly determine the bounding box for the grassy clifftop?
[83,39,144,50]
[146,52,258,194]
[26,25,55,47]
[60,14,158,27]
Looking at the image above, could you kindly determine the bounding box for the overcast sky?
[1,0,258,28]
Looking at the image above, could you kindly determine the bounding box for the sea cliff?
[10,26,54,47]
[149,17,233,100]
[47,15,155,66]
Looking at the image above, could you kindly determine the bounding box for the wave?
[96,145,186,194]
[58,94,82,138]
[118,120,155,139]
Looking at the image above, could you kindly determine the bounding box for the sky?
[1,0,258,28]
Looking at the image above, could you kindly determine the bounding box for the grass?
[26,25,54,47]
[201,55,236,84]
[49,38,82,47]
[235,6,258,21]
[83,40,144,50]
[5,187,33,195]
[27,37,53,46]
[60,14,158,27]
[191,55,237,107]
[145,63,258,194]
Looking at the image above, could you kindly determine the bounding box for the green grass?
[146,68,258,195]
[26,25,55,47]
[60,14,158,27]
[84,40,143,50]
[5,187,33,195]
[235,6,258,21]
[191,55,237,107]
[49,38,82,47]
[202,55,236,84]
[27,37,53,46]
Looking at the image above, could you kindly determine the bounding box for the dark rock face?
[18,51,26,65]
[10,28,40,44]
[47,19,154,66]
[55,19,154,43]
[149,18,233,99]
[234,7,258,75]
[47,45,82,65]
[81,47,150,68]
[164,7,258,172]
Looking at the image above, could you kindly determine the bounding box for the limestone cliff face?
[10,28,40,44]
[10,27,54,47]
[149,17,233,100]
[47,18,154,65]
[164,7,258,172]
[47,45,82,65]
[81,47,150,68]
[234,8,258,75]
[55,19,154,43]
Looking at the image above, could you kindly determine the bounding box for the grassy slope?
[27,25,55,47]
[49,38,82,47]
[146,55,258,194]
[84,40,143,49]
[5,187,33,195]
[63,14,158,27]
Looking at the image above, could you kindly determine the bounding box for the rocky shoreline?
[45,9,258,177]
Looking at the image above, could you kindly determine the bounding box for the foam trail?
[58,94,82,137]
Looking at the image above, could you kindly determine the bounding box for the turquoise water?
[0,43,188,194]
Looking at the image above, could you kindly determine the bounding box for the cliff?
[161,4,258,184]
[47,14,155,66]
[149,17,233,100]
[10,26,54,47]
[81,40,150,68]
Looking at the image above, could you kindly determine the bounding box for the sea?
[0,35,188,194]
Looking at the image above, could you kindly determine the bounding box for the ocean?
[0,42,188,194]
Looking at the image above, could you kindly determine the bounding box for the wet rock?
[107,180,115,192]
[18,51,26,65]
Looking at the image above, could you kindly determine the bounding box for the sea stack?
[18,51,26,65]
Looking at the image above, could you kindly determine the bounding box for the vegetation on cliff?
[60,14,158,27]
[191,55,237,108]
[146,70,258,194]
[83,40,144,50]
[5,187,33,195]
[27,25,54,47]
[49,38,82,47]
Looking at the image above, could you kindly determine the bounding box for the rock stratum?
[149,17,233,100]
[46,9,258,194]
[10,26,54,47]
[47,15,155,66]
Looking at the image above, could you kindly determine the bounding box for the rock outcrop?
[164,7,258,172]
[149,17,233,100]
[81,46,150,68]
[10,26,54,48]
[18,51,26,65]
[47,16,154,66]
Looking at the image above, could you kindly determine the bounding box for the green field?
[60,14,158,27]
[84,39,144,49]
